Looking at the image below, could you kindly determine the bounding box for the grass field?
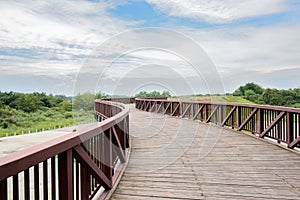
[0,109,94,138]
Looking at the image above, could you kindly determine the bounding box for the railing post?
[205,104,208,121]
[58,149,73,200]
[125,115,130,148]
[80,166,89,199]
[237,106,242,128]
[103,129,113,181]
[287,112,294,148]
[0,179,7,200]
[258,108,264,136]
[219,105,223,125]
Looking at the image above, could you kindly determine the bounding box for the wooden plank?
[111,105,300,200]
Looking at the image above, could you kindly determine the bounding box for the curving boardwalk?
[111,105,300,200]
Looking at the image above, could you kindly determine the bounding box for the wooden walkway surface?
[111,105,300,200]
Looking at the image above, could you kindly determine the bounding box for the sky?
[0,0,299,96]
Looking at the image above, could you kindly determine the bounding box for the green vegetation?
[171,95,253,104]
[1,83,300,138]
[174,82,300,108]
[135,90,171,98]
[0,91,107,137]
[233,82,300,107]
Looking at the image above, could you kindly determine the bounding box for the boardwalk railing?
[101,96,168,104]
[136,98,300,149]
[0,100,130,200]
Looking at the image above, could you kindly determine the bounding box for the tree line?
[134,90,171,98]
[1,86,299,136]
[0,92,106,134]
[233,82,300,108]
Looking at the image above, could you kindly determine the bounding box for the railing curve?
[135,98,300,149]
[0,100,130,200]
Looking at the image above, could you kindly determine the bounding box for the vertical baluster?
[89,174,92,195]
[125,115,130,149]
[91,137,95,192]
[237,106,241,128]
[13,174,18,200]
[294,114,300,143]
[34,164,39,200]
[43,160,48,200]
[51,157,56,200]
[75,161,79,200]
[24,169,30,200]
[231,106,235,128]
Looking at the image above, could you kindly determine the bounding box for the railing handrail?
[0,100,130,199]
[135,98,300,114]
[136,98,300,149]
[0,101,129,181]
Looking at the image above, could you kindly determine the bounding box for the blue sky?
[0,0,300,95]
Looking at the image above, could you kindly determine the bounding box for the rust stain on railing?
[135,98,300,149]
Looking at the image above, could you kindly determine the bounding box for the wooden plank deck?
[111,105,300,200]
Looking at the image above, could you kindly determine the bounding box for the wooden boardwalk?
[111,105,300,200]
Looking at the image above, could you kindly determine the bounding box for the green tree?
[148,91,161,97]
[73,92,95,111]
[244,89,256,102]
[162,90,171,97]
[16,94,41,112]
[262,88,282,106]
[135,91,149,97]
[135,90,171,98]
[95,92,107,99]
[233,82,264,96]
[59,101,72,112]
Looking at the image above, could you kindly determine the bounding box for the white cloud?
[0,0,138,76]
[146,0,289,23]
[182,24,300,72]
[174,23,300,91]
[0,0,299,94]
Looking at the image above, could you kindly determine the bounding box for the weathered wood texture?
[111,105,300,200]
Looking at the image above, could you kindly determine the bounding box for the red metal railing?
[0,100,130,200]
[136,98,300,149]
